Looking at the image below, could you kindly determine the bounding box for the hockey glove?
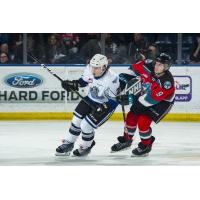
[135,52,145,62]
[61,80,79,92]
[117,94,134,105]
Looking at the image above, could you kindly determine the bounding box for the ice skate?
[131,136,155,157]
[55,140,74,156]
[72,140,96,157]
[111,136,132,153]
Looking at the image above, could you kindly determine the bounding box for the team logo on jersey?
[90,86,104,100]
[164,81,171,89]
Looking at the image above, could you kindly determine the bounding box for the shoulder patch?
[163,81,172,89]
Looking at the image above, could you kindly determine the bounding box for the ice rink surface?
[0,120,200,166]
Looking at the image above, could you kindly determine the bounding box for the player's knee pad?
[80,119,94,133]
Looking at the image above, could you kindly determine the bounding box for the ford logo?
[4,73,43,88]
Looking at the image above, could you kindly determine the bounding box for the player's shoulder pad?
[135,60,145,65]
[160,72,174,89]
[130,60,145,72]
[108,71,119,84]
[163,80,172,89]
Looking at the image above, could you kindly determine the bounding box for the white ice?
[0,120,200,166]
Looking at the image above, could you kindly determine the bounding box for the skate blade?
[131,153,149,157]
[55,152,71,156]
[110,146,131,153]
[71,152,90,157]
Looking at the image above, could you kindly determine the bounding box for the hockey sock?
[124,124,136,140]
[80,118,95,148]
[139,128,152,146]
[65,122,81,143]
[81,131,95,148]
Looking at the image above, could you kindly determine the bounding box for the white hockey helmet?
[89,54,108,69]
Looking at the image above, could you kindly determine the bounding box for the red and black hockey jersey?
[129,60,175,123]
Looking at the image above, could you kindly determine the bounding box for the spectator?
[105,33,129,64]
[80,34,101,63]
[78,34,98,48]
[0,34,10,44]
[60,33,83,63]
[128,33,149,63]
[0,43,14,60]
[0,43,14,61]
[0,43,9,53]
[190,34,200,63]
[182,34,194,63]
[12,34,23,64]
[80,33,129,64]
[146,43,159,61]
[0,52,11,64]
[27,34,45,63]
[45,34,67,64]
[60,33,79,53]
[155,33,177,63]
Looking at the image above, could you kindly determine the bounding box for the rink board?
[0,112,199,122]
[0,64,199,121]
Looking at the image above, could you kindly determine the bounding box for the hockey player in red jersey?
[111,53,175,156]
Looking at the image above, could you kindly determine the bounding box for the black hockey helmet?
[156,53,172,70]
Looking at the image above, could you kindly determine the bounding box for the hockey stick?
[121,102,126,122]
[107,87,126,122]
[27,53,96,111]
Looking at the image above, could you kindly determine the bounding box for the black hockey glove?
[61,80,79,92]
[117,94,134,105]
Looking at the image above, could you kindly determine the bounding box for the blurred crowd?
[0,33,200,65]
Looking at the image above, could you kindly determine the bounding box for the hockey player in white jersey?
[55,54,120,157]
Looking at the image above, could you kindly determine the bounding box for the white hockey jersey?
[80,65,120,104]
